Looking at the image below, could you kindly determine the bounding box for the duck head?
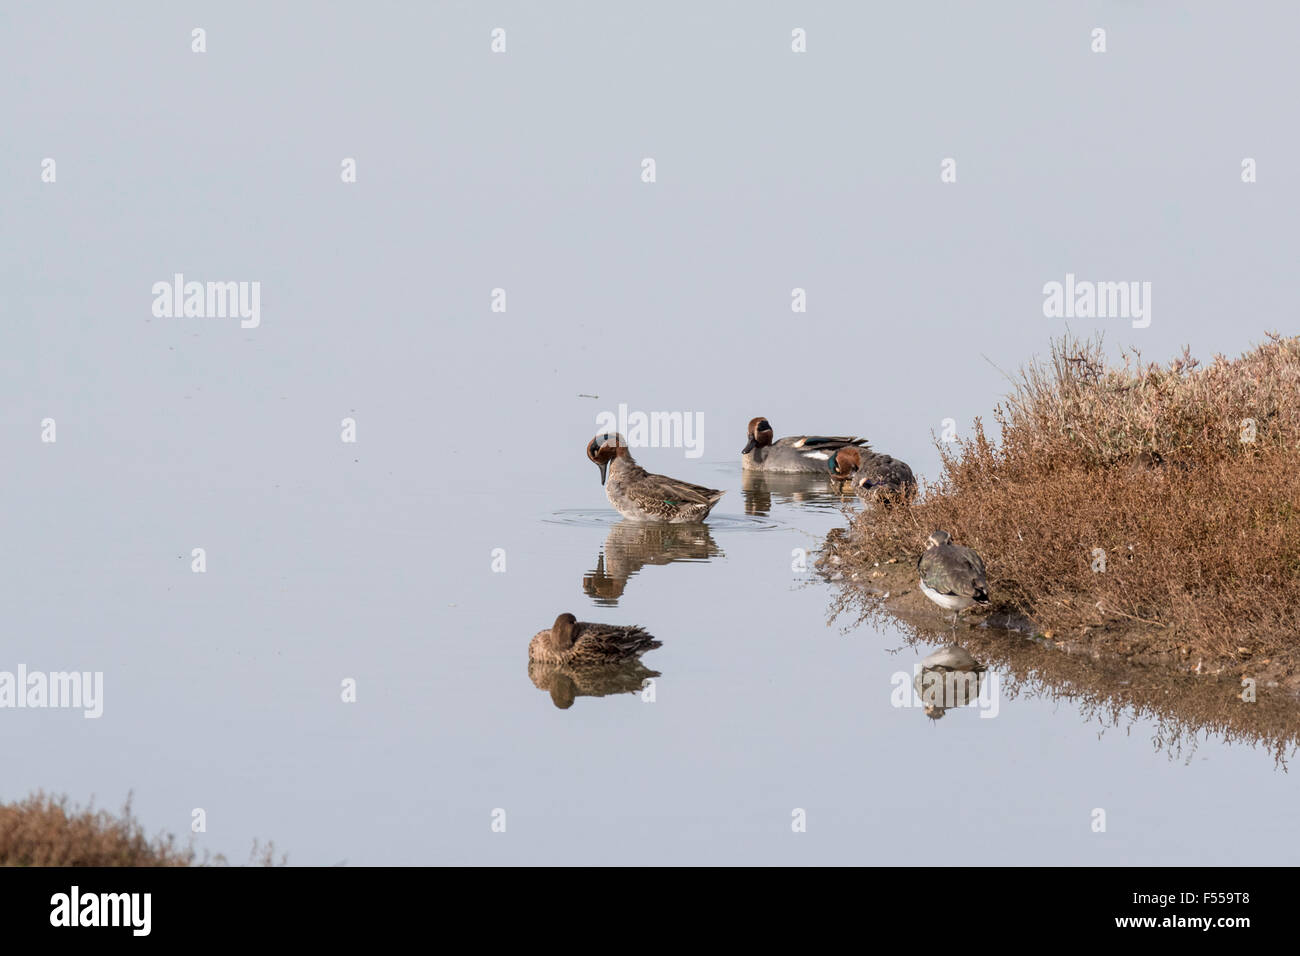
[926,529,952,548]
[742,417,774,455]
[827,445,862,480]
[586,433,629,485]
[548,612,578,652]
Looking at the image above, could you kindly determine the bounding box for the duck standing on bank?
[741,417,867,473]
[588,432,725,523]
[917,530,990,625]
[827,445,916,501]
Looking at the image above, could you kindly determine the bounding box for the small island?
[820,333,1300,701]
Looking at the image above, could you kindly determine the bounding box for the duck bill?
[598,460,609,486]
[742,437,757,455]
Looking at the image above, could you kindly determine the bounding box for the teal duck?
[741,417,867,473]
[528,612,661,667]
[588,433,725,523]
[827,445,916,501]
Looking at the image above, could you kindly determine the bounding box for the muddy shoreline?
[817,527,1300,760]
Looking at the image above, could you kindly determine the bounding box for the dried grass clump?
[0,792,196,866]
[845,333,1300,672]
[995,331,1300,468]
[0,792,283,866]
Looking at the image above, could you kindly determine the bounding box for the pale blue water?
[3,2,1298,865]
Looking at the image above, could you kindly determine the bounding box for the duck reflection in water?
[740,470,844,518]
[528,612,662,709]
[583,520,722,606]
[912,645,988,721]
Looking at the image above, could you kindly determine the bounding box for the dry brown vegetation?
[834,333,1300,688]
[0,792,281,866]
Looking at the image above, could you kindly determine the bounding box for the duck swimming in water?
[588,432,725,523]
[741,417,868,473]
[528,612,661,667]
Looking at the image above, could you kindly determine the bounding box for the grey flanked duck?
[827,445,916,501]
[529,612,661,668]
[917,530,990,624]
[741,417,867,473]
[588,432,725,523]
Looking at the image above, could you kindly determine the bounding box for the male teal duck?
[827,445,917,501]
[528,612,661,667]
[741,417,868,473]
[917,530,990,623]
[588,433,725,523]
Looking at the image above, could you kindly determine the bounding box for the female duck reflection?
[583,521,722,606]
[528,613,662,710]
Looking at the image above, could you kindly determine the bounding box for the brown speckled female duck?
[528,612,661,667]
[587,433,725,523]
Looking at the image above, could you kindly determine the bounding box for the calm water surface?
[10,424,1296,865]
[7,3,1300,866]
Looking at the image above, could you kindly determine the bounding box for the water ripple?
[545,509,779,532]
